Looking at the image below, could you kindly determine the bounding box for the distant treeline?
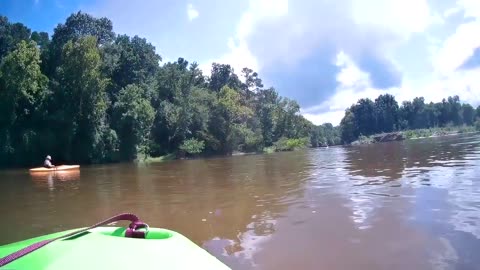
[0,12,334,167]
[339,94,480,143]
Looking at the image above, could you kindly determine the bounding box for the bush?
[404,129,432,139]
[233,124,263,152]
[475,119,480,131]
[263,146,275,154]
[179,138,205,155]
[457,125,475,133]
[273,137,309,151]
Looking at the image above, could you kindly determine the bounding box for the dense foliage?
[0,13,325,167]
[339,94,480,143]
[2,13,478,167]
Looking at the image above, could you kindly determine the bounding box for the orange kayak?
[29,165,80,173]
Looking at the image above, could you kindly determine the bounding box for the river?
[1,133,480,269]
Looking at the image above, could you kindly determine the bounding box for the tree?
[209,86,252,154]
[241,67,263,100]
[152,58,211,154]
[0,40,48,165]
[48,12,114,76]
[411,97,428,128]
[351,98,376,135]
[0,41,48,124]
[476,106,480,120]
[0,16,31,60]
[30,31,50,50]
[340,109,358,143]
[109,35,161,92]
[113,84,155,160]
[375,94,399,132]
[179,138,205,155]
[321,123,341,145]
[462,103,475,126]
[53,36,108,163]
[447,95,462,125]
[274,98,301,139]
[399,97,428,129]
[399,100,413,130]
[424,102,440,128]
[208,63,241,92]
[256,88,278,146]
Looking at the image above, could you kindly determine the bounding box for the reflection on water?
[30,170,81,191]
[0,133,479,269]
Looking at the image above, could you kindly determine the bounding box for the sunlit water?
[1,133,480,270]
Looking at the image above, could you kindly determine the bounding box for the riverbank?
[136,153,177,164]
[136,126,480,163]
[136,137,312,164]
[351,126,479,145]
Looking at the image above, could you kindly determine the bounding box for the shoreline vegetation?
[352,126,479,146]
[1,12,480,168]
[140,127,480,164]
[137,137,311,163]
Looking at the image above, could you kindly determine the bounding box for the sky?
[2,0,480,125]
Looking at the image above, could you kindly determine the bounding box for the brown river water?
[1,133,480,270]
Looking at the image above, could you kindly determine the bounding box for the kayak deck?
[29,165,80,172]
[0,226,230,270]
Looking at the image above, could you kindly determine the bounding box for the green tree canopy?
[109,35,161,91]
[462,103,475,126]
[0,16,32,60]
[53,36,108,163]
[113,84,155,160]
[375,94,399,133]
[0,40,48,165]
[48,12,114,76]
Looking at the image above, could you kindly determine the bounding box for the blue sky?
[2,0,480,125]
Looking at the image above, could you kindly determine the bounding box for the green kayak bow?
[0,213,230,270]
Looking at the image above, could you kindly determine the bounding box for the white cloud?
[458,0,480,19]
[434,21,480,76]
[200,0,427,82]
[302,51,480,126]
[334,51,371,89]
[201,0,442,106]
[200,0,287,75]
[199,37,259,77]
[443,6,462,19]
[301,52,386,125]
[351,0,438,39]
[187,3,199,21]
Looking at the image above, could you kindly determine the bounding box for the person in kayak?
[44,155,55,168]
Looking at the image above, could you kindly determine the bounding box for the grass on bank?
[353,125,479,145]
[404,125,477,139]
[270,137,310,152]
[138,137,311,163]
[136,153,176,164]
